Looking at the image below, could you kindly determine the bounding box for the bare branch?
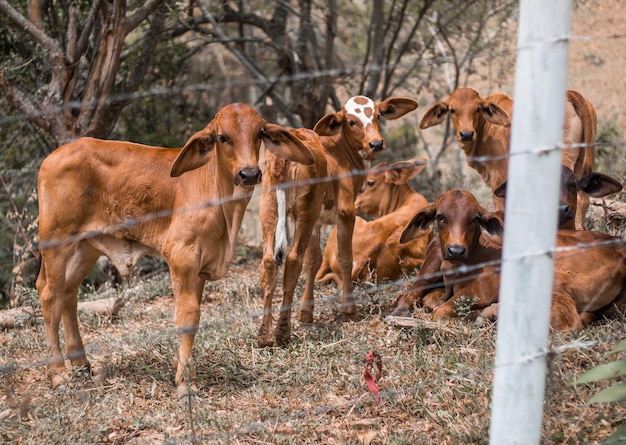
[124,0,163,34]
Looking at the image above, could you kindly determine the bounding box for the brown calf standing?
[420,88,598,228]
[36,103,315,398]
[258,96,419,347]
[316,158,432,286]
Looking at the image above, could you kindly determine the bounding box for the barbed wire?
[1,30,625,128]
[1,22,625,442]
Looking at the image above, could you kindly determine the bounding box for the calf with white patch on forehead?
[258,95,418,347]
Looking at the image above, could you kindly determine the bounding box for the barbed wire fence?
[0,18,625,444]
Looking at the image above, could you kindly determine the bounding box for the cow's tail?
[567,90,597,175]
[273,189,288,265]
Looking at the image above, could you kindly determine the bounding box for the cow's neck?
[330,132,368,171]
[382,186,416,216]
[205,159,252,256]
[461,118,508,190]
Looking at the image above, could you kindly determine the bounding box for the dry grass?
[1,251,624,444]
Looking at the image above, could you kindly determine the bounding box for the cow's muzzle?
[235,166,262,186]
[558,202,574,228]
[459,131,474,142]
[444,245,467,262]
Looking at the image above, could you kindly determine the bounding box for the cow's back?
[38,138,180,242]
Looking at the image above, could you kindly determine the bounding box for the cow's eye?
[348,120,356,127]
[367,180,375,187]
[569,182,578,192]
[436,213,445,222]
[218,134,227,144]
[449,109,455,114]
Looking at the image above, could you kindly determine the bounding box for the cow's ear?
[479,211,504,237]
[313,113,342,136]
[386,157,427,184]
[479,101,510,127]
[578,172,623,197]
[170,128,216,177]
[262,124,316,166]
[400,204,436,243]
[493,181,507,198]
[377,97,419,120]
[420,102,449,129]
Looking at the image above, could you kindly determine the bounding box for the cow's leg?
[575,191,590,230]
[62,244,101,372]
[170,265,204,399]
[299,227,321,323]
[276,217,317,346]
[431,298,459,320]
[422,289,446,312]
[475,303,499,326]
[38,254,68,389]
[336,210,358,321]
[38,244,98,389]
[258,234,279,347]
[549,295,583,332]
[391,238,443,317]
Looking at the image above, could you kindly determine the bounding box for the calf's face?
[355,157,427,217]
[419,88,510,145]
[170,103,315,185]
[314,96,419,161]
[401,189,503,264]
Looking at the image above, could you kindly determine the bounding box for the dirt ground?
[1,2,625,444]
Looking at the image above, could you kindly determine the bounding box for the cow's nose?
[459,131,474,142]
[558,202,574,223]
[235,167,262,186]
[445,245,467,261]
[369,140,384,152]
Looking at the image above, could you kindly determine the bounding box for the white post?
[489,1,572,444]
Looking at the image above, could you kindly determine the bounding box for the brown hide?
[36,103,315,397]
[316,158,432,286]
[396,189,503,320]
[493,165,622,230]
[257,96,418,347]
[420,88,599,228]
[420,88,511,212]
[393,190,626,332]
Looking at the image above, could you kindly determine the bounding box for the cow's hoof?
[298,310,314,324]
[389,306,410,317]
[274,322,291,347]
[50,370,69,391]
[257,325,275,348]
[177,383,199,403]
[341,311,359,322]
[257,336,274,348]
[274,334,291,348]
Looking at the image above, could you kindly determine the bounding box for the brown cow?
[397,189,504,320]
[420,88,598,228]
[392,167,622,317]
[316,158,432,286]
[492,165,623,230]
[420,88,512,211]
[476,230,626,331]
[258,96,418,347]
[36,103,316,398]
[395,188,625,331]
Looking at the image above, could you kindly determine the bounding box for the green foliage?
[577,339,626,444]
[454,295,478,320]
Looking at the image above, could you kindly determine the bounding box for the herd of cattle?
[34,89,625,397]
